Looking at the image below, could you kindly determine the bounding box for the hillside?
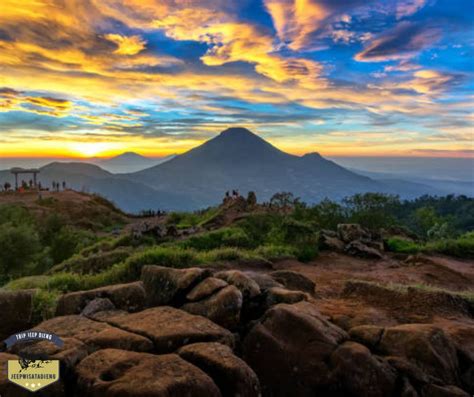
[0,191,473,396]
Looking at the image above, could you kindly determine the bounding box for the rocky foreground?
[1,255,473,397]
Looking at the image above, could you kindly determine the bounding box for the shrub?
[254,245,295,261]
[0,223,41,276]
[424,232,474,258]
[181,227,252,250]
[386,237,421,254]
[32,290,60,322]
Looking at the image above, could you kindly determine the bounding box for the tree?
[0,223,41,276]
[343,193,400,230]
[247,191,257,206]
[269,192,300,213]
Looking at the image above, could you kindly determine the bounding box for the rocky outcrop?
[329,341,397,397]
[0,289,35,340]
[75,349,221,397]
[141,266,210,306]
[338,223,371,243]
[181,286,243,329]
[81,298,115,317]
[186,277,228,301]
[30,315,154,354]
[0,353,30,397]
[178,342,261,397]
[243,301,347,396]
[265,287,308,307]
[378,324,460,385]
[269,270,315,294]
[56,282,146,316]
[345,240,384,259]
[214,270,261,299]
[103,306,234,353]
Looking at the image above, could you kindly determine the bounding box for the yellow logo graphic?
[8,359,60,392]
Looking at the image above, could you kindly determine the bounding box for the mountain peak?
[219,127,255,137]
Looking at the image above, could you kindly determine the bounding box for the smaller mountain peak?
[301,152,322,159]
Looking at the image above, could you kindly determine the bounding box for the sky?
[0,0,473,159]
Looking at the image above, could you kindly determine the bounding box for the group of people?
[1,180,68,192]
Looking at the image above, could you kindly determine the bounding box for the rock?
[178,342,261,397]
[244,271,283,290]
[76,348,221,396]
[400,377,420,397]
[265,287,308,307]
[186,277,228,301]
[56,282,146,316]
[379,324,460,385]
[319,231,345,251]
[181,286,243,329]
[345,240,383,259]
[349,325,384,350]
[421,384,470,397]
[214,270,261,299]
[386,356,432,385]
[338,223,371,243]
[243,301,347,396]
[105,306,234,353]
[329,341,397,397]
[141,265,210,306]
[31,315,153,353]
[0,289,35,340]
[81,297,115,317]
[270,270,315,294]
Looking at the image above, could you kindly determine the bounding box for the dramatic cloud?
[355,22,441,61]
[0,0,472,157]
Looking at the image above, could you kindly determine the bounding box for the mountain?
[129,127,425,209]
[1,128,456,213]
[94,152,173,173]
[0,162,182,213]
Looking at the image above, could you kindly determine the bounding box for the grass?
[387,232,474,258]
[386,237,421,254]
[348,279,474,304]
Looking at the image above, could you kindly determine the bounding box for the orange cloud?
[104,34,147,55]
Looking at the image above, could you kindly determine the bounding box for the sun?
[69,142,115,158]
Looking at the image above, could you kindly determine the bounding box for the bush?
[32,290,60,322]
[386,237,421,254]
[0,223,41,276]
[254,245,295,261]
[181,227,253,250]
[424,232,474,258]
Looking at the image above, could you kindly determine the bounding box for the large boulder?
[337,224,371,243]
[243,301,347,396]
[270,270,315,294]
[178,342,261,397]
[329,341,397,397]
[244,272,283,290]
[265,287,308,307]
[75,348,221,396]
[56,282,146,316]
[379,324,460,385]
[214,270,261,299]
[319,230,345,251]
[141,266,211,306]
[81,298,116,317]
[104,306,234,353]
[30,315,153,354]
[0,289,35,340]
[349,325,385,350]
[345,240,383,259]
[181,286,243,329]
[186,277,228,301]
